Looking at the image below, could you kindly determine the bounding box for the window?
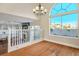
[50,3,77,15]
[49,3,78,37]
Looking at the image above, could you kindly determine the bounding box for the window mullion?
[61,16,62,30]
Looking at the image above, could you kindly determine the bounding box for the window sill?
[49,34,79,39]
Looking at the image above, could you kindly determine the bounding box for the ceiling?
[0,3,53,23]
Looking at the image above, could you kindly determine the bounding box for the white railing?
[0,26,43,52]
[9,29,30,47]
[8,29,31,52]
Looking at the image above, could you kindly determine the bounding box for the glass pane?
[54,17,62,35]
[54,4,61,11]
[54,17,61,29]
[50,4,61,15]
[66,4,77,12]
[50,3,77,15]
[62,14,77,29]
[50,17,61,29]
[50,17,61,35]
[50,9,58,16]
[62,3,70,9]
[62,14,78,37]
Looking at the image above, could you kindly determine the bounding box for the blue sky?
[50,3,78,29]
[50,3,77,15]
[50,14,77,28]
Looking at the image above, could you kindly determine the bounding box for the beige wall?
[40,3,53,39]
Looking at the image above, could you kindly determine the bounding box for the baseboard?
[44,39,79,49]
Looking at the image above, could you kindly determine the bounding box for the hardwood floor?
[1,41,79,56]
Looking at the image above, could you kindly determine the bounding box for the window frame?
[49,3,79,36]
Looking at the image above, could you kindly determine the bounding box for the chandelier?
[33,3,47,15]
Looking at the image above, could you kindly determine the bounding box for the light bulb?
[44,9,47,12]
[41,6,44,10]
[36,6,39,10]
[33,9,35,12]
[33,9,36,13]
